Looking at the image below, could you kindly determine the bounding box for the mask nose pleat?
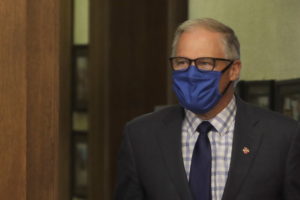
[172,66,222,114]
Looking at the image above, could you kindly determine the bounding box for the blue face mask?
[172,66,231,114]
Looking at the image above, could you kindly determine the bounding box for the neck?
[197,86,234,120]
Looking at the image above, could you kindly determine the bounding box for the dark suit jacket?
[115,98,300,200]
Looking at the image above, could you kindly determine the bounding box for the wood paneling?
[58,0,72,199]
[107,2,169,195]
[89,0,111,199]
[89,0,187,199]
[26,0,71,199]
[0,0,71,199]
[0,0,27,199]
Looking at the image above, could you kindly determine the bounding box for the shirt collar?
[185,96,236,136]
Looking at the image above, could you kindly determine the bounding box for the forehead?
[175,27,226,58]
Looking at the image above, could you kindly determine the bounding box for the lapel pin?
[242,147,250,155]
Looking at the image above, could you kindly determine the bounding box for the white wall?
[189,0,300,80]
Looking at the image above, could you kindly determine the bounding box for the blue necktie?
[189,121,213,200]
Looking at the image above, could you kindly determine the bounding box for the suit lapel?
[155,106,193,200]
[222,99,265,200]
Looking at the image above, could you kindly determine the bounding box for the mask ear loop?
[221,81,232,95]
[221,60,234,73]
[220,61,235,95]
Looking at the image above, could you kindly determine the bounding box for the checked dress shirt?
[182,97,236,200]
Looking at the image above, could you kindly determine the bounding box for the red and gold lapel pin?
[242,147,250,155]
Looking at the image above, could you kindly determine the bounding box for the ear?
[229,60,241,81]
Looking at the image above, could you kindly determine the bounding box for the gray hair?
[171,18,240,60]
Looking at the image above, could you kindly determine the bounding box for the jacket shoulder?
[238,99,300,129]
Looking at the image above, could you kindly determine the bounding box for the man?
[115,18,300,200]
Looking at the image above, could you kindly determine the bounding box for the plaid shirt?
[182,97,236,200]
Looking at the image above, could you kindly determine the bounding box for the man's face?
[175,27,241,92]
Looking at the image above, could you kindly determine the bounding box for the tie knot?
[197,121,213,136]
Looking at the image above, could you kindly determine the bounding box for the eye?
[198,61,212,66]
[171,57,190,71]
[174,58,189,65]
[195,58,214,70]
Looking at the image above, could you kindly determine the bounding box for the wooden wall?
[0,0,27,198]
[89,0,187,199]
[0,0,71,199]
